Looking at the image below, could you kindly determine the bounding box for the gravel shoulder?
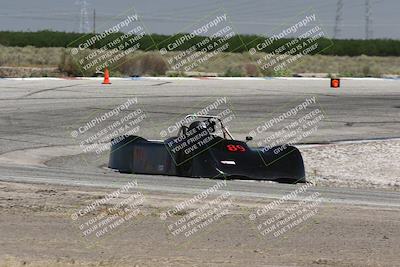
[1,181,399,267]
[300,139,400,190]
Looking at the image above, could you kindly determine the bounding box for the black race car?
[108,115,305,183]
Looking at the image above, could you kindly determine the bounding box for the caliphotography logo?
[156,9,246,75]
[159,180,234,246]
[70,180,145,246]
[67,97,148,165]
[1,1,400,266]
[67,6,156,76]
[158,96,237,166]
[247,8,334,76]
[248,183,323,239]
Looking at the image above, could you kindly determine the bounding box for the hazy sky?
[0,0,399,39]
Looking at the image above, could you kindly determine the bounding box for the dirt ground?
[0,181,399,267]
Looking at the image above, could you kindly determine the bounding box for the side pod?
[108,136,177,175]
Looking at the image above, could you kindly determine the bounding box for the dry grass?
[0,256,143,267]
[118,53,168,76]
[0,46,63,67]
[1,45,399,77]
[289,54,400,77]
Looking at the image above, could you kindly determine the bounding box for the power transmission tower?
[365,0,373,39]
[93,9,96,34]
[333,0,344,39]
[77,0,90,33]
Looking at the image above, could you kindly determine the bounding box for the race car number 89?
[226,144,246,152]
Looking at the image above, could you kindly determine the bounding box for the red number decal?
[227,144,237,151]
[236,145,246,152]
[226,144,246,152]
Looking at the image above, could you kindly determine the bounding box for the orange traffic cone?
[102,68,111,84]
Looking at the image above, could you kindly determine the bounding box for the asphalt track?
[0,78,399,207]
